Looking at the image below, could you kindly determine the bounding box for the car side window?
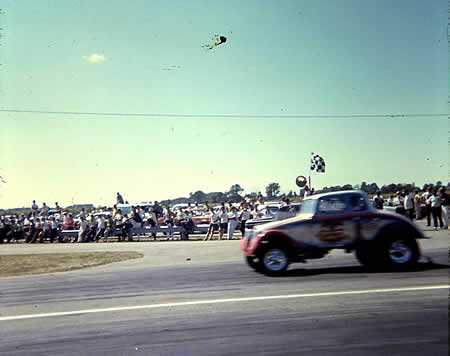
[317,197,347,214]
[348,195,368,211]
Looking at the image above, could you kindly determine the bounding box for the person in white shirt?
[239,205,251,238]
[393,192,406,216]
[31,200,39,217]
[403,191,414,220]
[77,217,88,242]
[227,207,239,240]
[422,188,433,226]
[95,215,106,242]
[177,209,190,241]
[413,190,423,220]
[252,204,261,219]
[219,207,228,240]
[50,216,59,243]
[427,190,443,230]
[204,208,220,241]
[393,192,404,207]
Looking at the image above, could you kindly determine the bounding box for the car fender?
[252,229,297,256]
[371,220,424,243]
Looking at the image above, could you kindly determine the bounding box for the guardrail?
[60,224,210,240]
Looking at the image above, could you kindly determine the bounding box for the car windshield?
[299,200,316,215]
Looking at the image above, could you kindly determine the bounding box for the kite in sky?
[202,35,227,50]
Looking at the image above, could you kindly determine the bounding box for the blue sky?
[0,0,448,208]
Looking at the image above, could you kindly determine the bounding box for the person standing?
[77,217,88,242]
[0,217,5,244]
[204,208,219,241]
[50,216,59,243]
[403,190,414,220]
[227,207,239,240]
[422,188,433,226]
[31,200,39,217]
[164,207,175,240]
[86,213,96,242]
[413,190,423,220]
[105,215,114,240]
[372,191,384,210]
[31,218,43,243]
[239,205,251,238]
[177,208,190,241]
[427,190,443,230]
[95,215,106,242]
[438,187,449,229]
[148,207,158,240]
[41,203,49,217]
[116,192,124,204]
[219,207,228,240]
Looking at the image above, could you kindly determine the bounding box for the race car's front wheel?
[245,256,260,270]
[257,247,289,276]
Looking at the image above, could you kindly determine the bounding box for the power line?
[0,109,447,119]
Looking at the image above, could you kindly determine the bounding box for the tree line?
[161,180,447,205]
[1,181,447,215]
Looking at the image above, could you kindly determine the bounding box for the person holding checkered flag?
[310,153,326,173]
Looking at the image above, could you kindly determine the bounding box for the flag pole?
[308,152,313,192]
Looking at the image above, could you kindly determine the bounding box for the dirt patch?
[0,252,143,277]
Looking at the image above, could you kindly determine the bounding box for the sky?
[0,0,448,208]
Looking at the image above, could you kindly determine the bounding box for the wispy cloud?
[84,53,107,64]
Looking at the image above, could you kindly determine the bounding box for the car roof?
[303,190,365,201]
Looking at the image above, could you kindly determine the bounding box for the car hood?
[253,214,312,232]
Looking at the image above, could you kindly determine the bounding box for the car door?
[311,195,357,248]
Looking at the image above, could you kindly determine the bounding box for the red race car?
[241,191,425,276]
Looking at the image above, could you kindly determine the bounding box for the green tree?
[189,190,207,203]
[265,183,281,198]
[229,184,244,196]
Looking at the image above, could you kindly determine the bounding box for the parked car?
[241,191,425,276]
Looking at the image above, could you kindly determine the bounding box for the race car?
[245,203,302,229]
[241,191,425,276]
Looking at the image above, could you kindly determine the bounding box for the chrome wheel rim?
[388,241,412,264]
[263,248,288,271]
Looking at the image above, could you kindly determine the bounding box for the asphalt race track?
[0,222,448,356]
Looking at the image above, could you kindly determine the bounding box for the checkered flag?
[310,153,325,173]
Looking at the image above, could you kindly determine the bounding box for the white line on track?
[1,285,448,322]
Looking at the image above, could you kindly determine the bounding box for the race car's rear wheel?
[384,237,419,270]
[355,242,378,269]
[257,247,289,276]
[356,236,420,271]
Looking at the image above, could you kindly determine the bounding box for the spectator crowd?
[1,186,448,244]
[0,192,293,244]
[372,186,449,230]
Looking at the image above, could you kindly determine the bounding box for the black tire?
[381,236,420,270]
[356,236,420,271]
[355,241,379,269]
[245,256,260,271]
[256,246,290,276]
